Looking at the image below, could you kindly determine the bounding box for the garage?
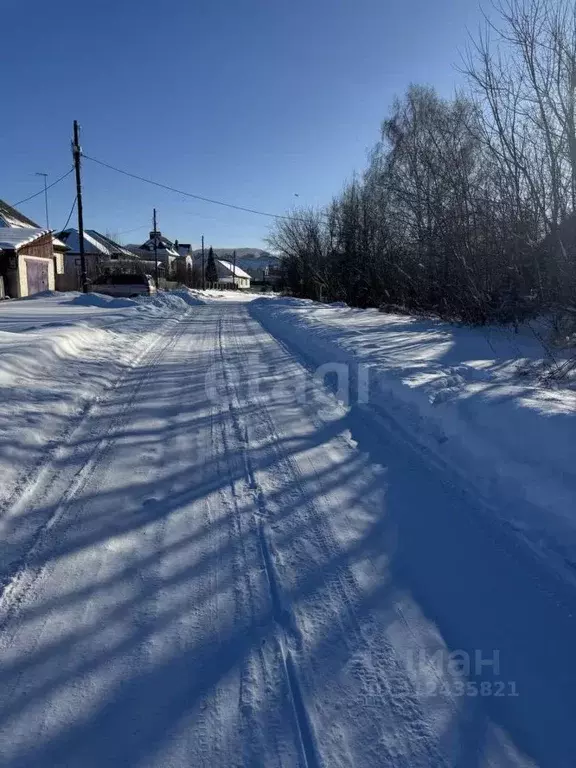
[0,230,56,298]
[25,258,50,295]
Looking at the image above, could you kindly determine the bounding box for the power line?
[82,154,321,223]
[13,168,74,207]
[117,224,150,236]
[58,197,77,234]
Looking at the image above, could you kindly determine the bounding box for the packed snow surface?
[0,291,574,767]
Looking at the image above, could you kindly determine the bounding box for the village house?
[127,231,179,274]
[0,199,66,298]
[173,240,194,283]
[56,228,161,290]
[127,231,193,283]
[216,259,251,289]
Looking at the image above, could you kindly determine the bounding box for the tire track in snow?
[218,313,320,768]
[214,317,295,766]
[257,522,321,768]
[224,308,404,765]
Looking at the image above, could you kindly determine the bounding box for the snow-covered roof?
[217,259,251,279]
[85,231,135,258]
[58,229,110,255]
[52,236,68,251]
[126,244,177,262]
[57,229,132,258]
[0,227,49,251]
[0,199,40,229]
[138,232,179,257]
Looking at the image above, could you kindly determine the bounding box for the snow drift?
[0,291,192,519]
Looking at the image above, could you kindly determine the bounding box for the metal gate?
[25,259,49,295]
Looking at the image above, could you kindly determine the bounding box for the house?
[173,241,194,283]
[216,259,251,289]
[0,199,66,298]
[56,229,161,290]
[127,231,193,282]
[174,241,192,259]
[127,230,180,276]
[245,263,283,288]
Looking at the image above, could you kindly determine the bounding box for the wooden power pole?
[232,249,237,290]
[153,208,159,289]
[201,235,205,290]
[72,120,88,293]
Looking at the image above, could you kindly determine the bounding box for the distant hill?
[191,248,281,277]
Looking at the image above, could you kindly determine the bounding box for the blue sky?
[2,0,485,249]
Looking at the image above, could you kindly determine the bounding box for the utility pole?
[72,120,88,293]
[232,249,237,291]
[35,172,50,230]
[201,234,205,290]
[153,208,160,289]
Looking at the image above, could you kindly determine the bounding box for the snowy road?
[0,300,575,767]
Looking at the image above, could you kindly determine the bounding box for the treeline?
[269,0,576,327]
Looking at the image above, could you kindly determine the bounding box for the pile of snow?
[20,290,63,301]
[166,289,205,306]
[129,290,206,315]
[0,290,193,520]
[67,291,202,313]
[251,297,576,573]
[136,292,189,312]
[69,293,138,309]
[0,325,133,515]
[188,288,269,302]
[43,290,204,317]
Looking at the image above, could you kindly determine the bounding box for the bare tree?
[269,2,576,326]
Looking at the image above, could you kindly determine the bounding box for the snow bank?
[135,293,188,312]
[69,293,138,309]
[0,291,192,519]
[188,288,269,302]
[19,290,63,301]
[67,291,203,312]
[165,289,205,306]
[251,297,576,572]
[60,290,203,316]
